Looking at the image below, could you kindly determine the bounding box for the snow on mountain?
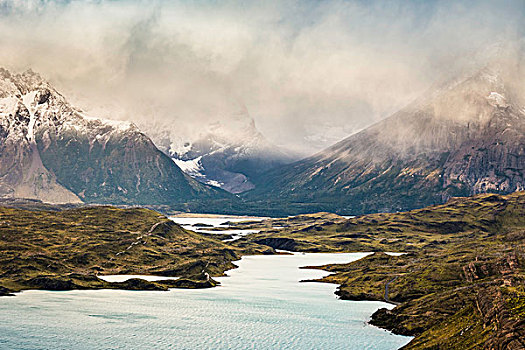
[0,68,228,206]
[144,106,296,193]
[0,69,82,203]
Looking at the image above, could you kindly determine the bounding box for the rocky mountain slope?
[244,63,525,215]
[146,107,294,193]
[0,68,230,207]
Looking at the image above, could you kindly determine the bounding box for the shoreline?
[2,192,523,349]
[1,250,411,345]
[0,250,378,297]
[169,213,269,220]
[0,251,412,349]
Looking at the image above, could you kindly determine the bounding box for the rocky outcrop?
[368,251,525,349]
[478,287,525,350]
[469,253,525,350]
[254,237,298,251]
[0,286,14,296]
[169,278,218,289]
[27,276,80,291]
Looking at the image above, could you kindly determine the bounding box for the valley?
[0,2,523,349]
[1,192,523,349]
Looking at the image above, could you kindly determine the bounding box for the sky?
[0,0,523,155]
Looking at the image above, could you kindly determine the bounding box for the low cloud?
[0,0,522,154]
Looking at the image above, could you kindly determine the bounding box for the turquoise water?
[0,253,412,349]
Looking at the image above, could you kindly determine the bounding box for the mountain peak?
[0,67,52,97]
[0,68,230,206]
[245,63,525,215]
[142,103,295,194]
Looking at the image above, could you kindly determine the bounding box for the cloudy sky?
[0,0,523,155]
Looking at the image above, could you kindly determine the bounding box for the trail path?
[103,222,164,264]
[385,276,400,305]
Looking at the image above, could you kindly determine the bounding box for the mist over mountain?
[143,106,296,193]
[0,0,522,156]
[0,68,230,207]
[244,53,525,215]
[0,0,522,215]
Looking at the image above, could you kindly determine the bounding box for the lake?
[170,215,264,241]
[0,252,412,349]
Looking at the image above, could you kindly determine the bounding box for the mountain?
[244,63,525,215]
[0,68,230,207]
[146,107,295,193]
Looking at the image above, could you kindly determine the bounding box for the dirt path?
[112,221,164,259]
[384,276,400,305]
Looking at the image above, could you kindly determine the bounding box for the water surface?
[98,275,180,283]
[170,215,263,240]
[0,252,412,349]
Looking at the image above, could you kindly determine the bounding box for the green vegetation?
[0,205,270,295]
[1,192,523,349]
[239,192,525,349]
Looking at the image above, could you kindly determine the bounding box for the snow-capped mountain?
[0,68,229,206]
[244,61,525,215]
[145,106,295,193]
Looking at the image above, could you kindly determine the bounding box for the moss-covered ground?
[237,192,525,349]
[0,205,270,294]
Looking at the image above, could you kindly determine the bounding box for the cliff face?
[441,108,524,196]
[0,68,229,206]
[0,69,81,203]
[245,65,525,215]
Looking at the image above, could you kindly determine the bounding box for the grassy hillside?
[239,192,525,349]
[0,205,269,295]
[1,192,523,348]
